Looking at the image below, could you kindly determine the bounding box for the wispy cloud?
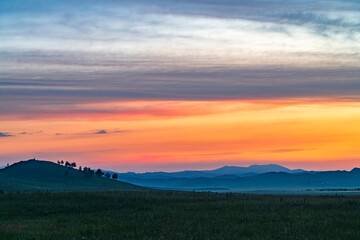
[55,129,127,136]
[95,130,107,134]
[0,132,13,137]
[265,149,305,153]
[17,131,43,135]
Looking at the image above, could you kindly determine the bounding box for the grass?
[1,191,360,240]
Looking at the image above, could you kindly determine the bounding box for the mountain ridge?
[115,169,360,192]
[107,164,307,180]
[102,164,360,192]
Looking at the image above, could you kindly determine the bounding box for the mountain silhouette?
[111,164,306,180]
[208,164,305,175]
[110,165,360,192]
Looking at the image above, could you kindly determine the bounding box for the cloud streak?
[55,129,127,136]
[95,130,107,134]
[0,132,13,137]
[265,149,305,153]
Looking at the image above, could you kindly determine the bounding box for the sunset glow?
[2,99,360,171]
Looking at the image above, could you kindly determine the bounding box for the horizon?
[1,0,360,172]
[2,158,360,174]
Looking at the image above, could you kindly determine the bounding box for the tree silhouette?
[79,166,82,171]
[83,167,94,177]
[65,161,70,167]
[88,169,94,176]
[112,173,118,179]
[71,162,76,168]
[60,160,64,165]
[96,169,104,177]
[105,173,111,178]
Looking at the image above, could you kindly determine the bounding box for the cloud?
[55,129,126,136]
[17,131,43,135]
[95,130,107,134]
[94,129,128,134]
[1,66,360,102]
[113,130,127,133]
[0,132,13,137]
[0,0,359,121]
[266,149,304,153]
[1,71,360,121]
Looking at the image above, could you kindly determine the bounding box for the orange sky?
[1,99,360,172]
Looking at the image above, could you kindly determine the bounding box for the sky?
[1,0,360,172]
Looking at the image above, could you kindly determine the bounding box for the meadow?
[1,191,360,240]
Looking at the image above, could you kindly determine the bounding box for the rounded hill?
[0,160,144,193]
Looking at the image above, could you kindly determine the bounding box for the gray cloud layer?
[0,0,359,119]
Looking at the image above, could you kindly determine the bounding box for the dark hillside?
[0,160,143,192]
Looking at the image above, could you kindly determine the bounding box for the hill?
[0,160,143,193]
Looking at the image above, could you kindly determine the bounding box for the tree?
[79,166,82,171]
[71,162,76,168]
[112,173,118,179]
[65,161,70,167]
[60,160,64,165]
[96,169,104,177]
[88,169,94,176]
[105,173,111,178]
[83,167,94,177]
[57,161,60,165]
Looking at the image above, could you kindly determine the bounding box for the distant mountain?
[0,160,143,193]
[103,165,360,192]
[115,169,360,192]
[111,164,306,180]
[113,170,217,179]
[208,164,305,175]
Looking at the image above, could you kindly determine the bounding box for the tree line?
[57,160,118,179]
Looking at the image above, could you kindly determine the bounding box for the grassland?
[1,191,360,240]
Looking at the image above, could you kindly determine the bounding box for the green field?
[1,191,360,240]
